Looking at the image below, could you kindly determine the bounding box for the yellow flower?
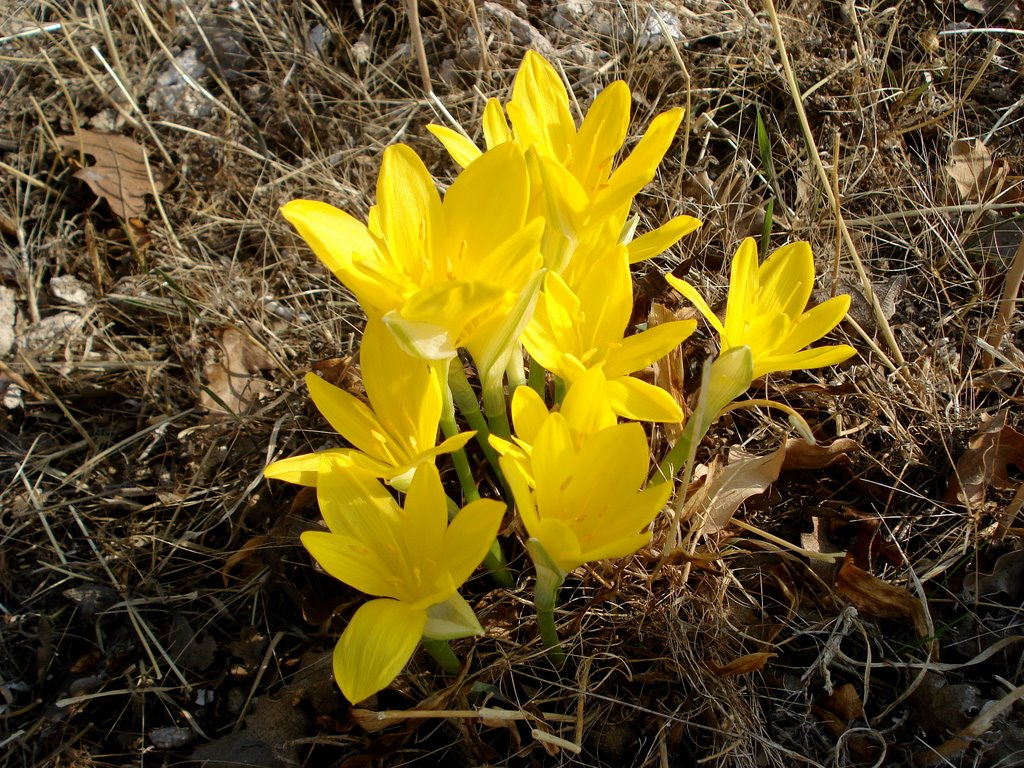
[427,51,699,272]
[302,460,504,704]
[264,321,474,491]
[280,142,543,388]
[497,368,670,575]
[666,238,856,379]
[522,247,695,421]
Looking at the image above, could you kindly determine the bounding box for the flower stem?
[447,363,505,475]
[506,344,527,393]
[482,379,513,441]
[529,540,566,667]
[440,370,513,588]
[527,355,547,400]
[421,638,462,676]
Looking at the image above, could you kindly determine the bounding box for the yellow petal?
[605,376,684,422]
[531,413,575,521]
[756,344,857,378]
[758,241,814,319]
[360,320,440,460]
[774,294,850,355]
[560,367,617,436]
[573,246,632,351]
[626,215,702,263]
[305,371,394,465]
[482,97,511,148]
[665,275,726,337]
[501,454,540,532]
[400,463,447,563]
[534,153,589,242]
[281,200,396,312]
[333,599,426,704]
[510,385,550,445]
[508,50,575,161]
[318,454,398,538]
[724,238,759,340]
[264,448,348,486]
[604,319,696,379]
[528,517,583,573]
[441,143,529,269]
[377,145,440,283]
[442,497,506,587]
[570,80,630,193]
[592,107,684,221]
[426,124,482,169]
[302,527,399,599]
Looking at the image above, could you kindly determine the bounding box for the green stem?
[527,355,547,400]
[553,376,567,406]
[482,379,513,441]
[529,540,566,667]
[439,371,513,588]
[506,344,527,393]
[421,637,462,676]
[447,363,505,476]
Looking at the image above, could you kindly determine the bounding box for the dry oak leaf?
[58,130,168,219]
[200,328,276,417]
[708,651,776,677]
[944,411,1024,506]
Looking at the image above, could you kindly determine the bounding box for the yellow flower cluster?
[265,51,856,703]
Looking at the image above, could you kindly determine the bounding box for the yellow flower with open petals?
[498,368,670,575]
[281,142,543,389]
[522,247,694,422]
[428,51,699,272]
[303,460,504,703]
[666,238,856,379]
[264,321,474,491]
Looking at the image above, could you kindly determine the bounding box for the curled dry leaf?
[649,302,687,442]
[687,438,858,535]
[708,651,776,677]
[944,411,1024,506]
[58,130,169,219]
[836,557,934,656]
[200,328,276,417]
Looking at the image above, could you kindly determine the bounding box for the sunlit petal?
[605,376,684,422]
[333,599,425,704]
[604,319,696,379]
[426,124,482,169]
[626,215,702,263]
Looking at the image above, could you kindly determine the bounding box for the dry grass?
[2,0,1024,766]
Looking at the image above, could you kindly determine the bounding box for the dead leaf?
[781,437,859,470]
[818,683,864,721]
[200,328,276,417]
[168,613,216,671]
[708,651,776,677]
[836,558,934,655]
[58,130,169,219]
[945,139,1021,204]
[687,438,858,535]
[687,445,786,535]
[962,549,1024,603]
[944,411,1024,506]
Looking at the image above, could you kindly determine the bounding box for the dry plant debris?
[57,129,169,219]
[2,0,1024,767]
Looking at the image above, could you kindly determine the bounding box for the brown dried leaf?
[818,683,864,721]
[687,439,857,535]
[687,445,786,535]
[836,558,934,654]
[945,139,1022,204]
[58,130,168,219]
[200,328,276,417]
[708,651,776,677]
[944,411,1024,506]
